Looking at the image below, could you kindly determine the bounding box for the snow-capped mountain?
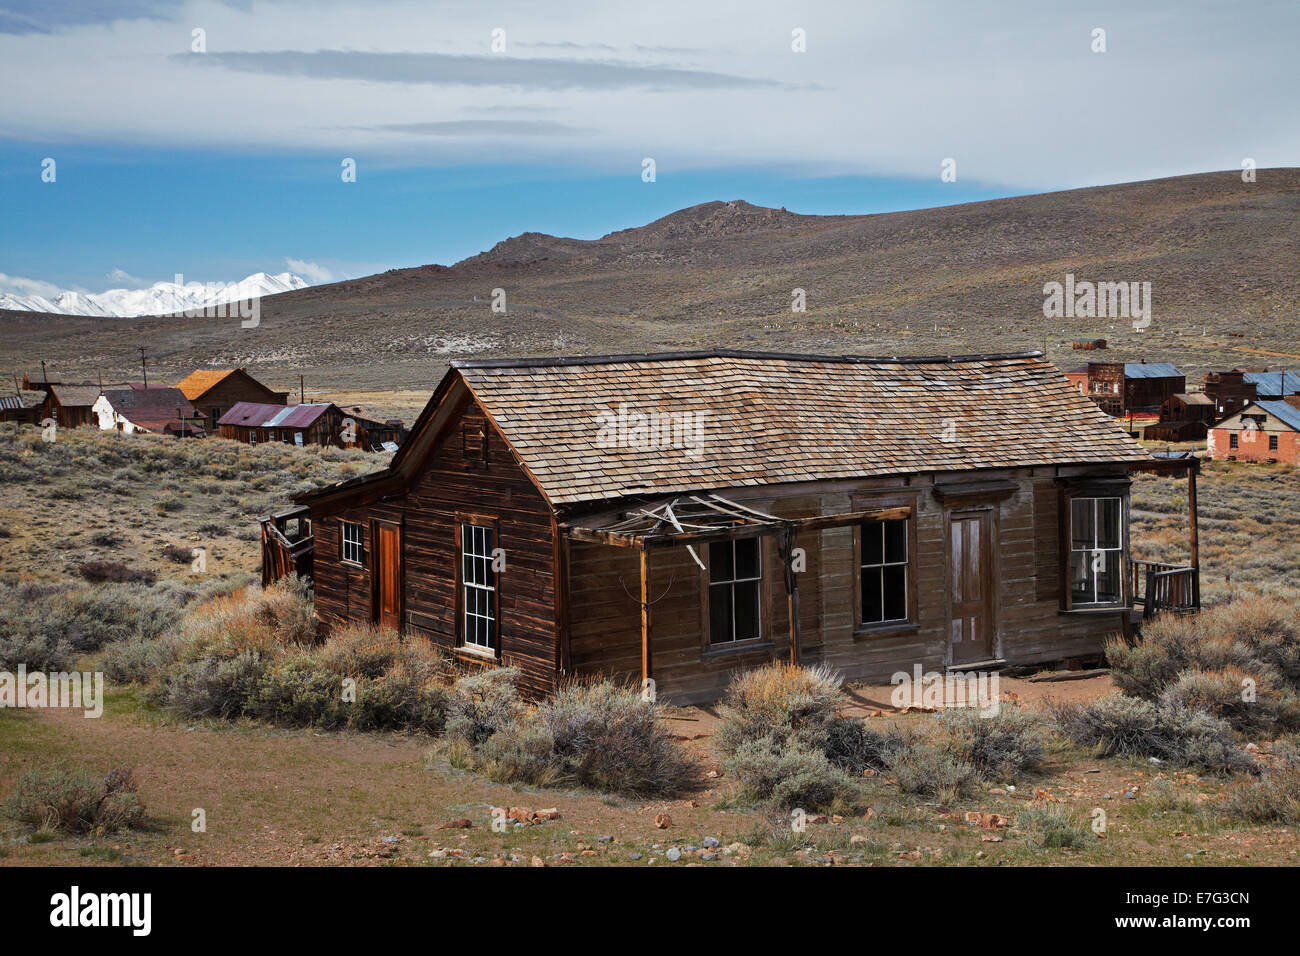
[0,272,308,318]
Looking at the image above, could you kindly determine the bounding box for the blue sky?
[1,0,1297,295]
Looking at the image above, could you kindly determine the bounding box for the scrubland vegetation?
[2,421,1298,864]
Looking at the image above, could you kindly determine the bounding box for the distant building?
[177,369,290,436]
[217,402,347,448]
[1075,361,1185,417]
[21,369,60,392]
[93,388,206,437]
[1202,370,1257,419]
[43,384,115,428]
[339,406,406,451]
[1144,392,1216,443]
[0,393,43,425]
[1241,369,1300,400]
[1208,399,1300,464]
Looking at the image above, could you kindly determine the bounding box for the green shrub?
[3,767,145,834]
[444,667,522,745]
[535,680,698,796]
[100,634,180,684]
[1019,805,1091,849]
[1224,749,1300,823]
[248,655,347,728]
[726,734,859,811]
[0,581,184,671]
[715,662,842,757]
[1158,666,1300,735]
[940,706,1049,777]
[1052,694,1255,773]
[164,651,266,719]
[881,731,979,803]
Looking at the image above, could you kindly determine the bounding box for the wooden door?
[949,511,994,664]
[373,522,403,630]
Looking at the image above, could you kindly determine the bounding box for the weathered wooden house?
[1144,392,1216,442]
[42,384,115,428]
[1208,399,1300,464]
[1078,361,1185,417]
[93,388,206,436]
[218,402,346,447]
[339,406,407,451]
[177,369,291,436]
[0,392,44,425]
[272,350,1200,703]
[1202,370,1257,419]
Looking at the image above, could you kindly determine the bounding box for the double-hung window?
[340,520,364,566]
[1069,497,1123,605]
[708,538,761,645]
[461,524,497,651]
[861,518,909,626]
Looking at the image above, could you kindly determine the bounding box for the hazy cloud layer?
[1,0,1296,187]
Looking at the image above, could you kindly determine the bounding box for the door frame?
[944,505,1001,666]
[370,518,404,631]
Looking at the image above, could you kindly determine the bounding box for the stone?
[666,847,682,862]
[702,836,720,849]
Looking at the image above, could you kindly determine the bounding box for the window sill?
[1058,606,1127,615]
[702,640,774,663]
[455,645,498,664]
[854,622,920,640]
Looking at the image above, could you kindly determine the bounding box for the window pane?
[863,522,883,566]
[883,564,907,621]
[1095,551,1121,604]
[733,580,760,641]
[709,541,733,582]
[1070,499,1094,549]
[709,582,732,643]
[1096,498,1121,550]
[734,537,760,580]
[862,566,883,624]
[1069,550,1092,604]
[884,519,907,563]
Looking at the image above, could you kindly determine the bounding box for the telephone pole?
[138,346,148,389]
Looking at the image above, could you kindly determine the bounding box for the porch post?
[781,525,801,665]
[1188,464,1200,609]
[639,544,651,686]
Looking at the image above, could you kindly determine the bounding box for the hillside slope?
[4,170,1298,392]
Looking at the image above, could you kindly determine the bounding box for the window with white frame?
[860,518,909,625]
[1069,497,1123,605]
[708,537,761,644]
[461,524,496,651]
[340,520,364,566]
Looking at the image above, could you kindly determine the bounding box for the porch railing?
[1131,559,1199,619]
[259,507,313,587]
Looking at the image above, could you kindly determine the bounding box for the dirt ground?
[3,672,1295,868]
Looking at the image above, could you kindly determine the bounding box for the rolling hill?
[4,169,1298,402]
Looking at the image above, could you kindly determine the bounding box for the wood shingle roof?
[453,350,1151,506]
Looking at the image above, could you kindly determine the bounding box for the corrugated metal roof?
[1124,362,1183,379]
[1242,370,1300,396]
[1257,400,1300,432]
[218,401,332,428]
[454,350,1151,506]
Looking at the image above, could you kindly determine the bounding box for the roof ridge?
[452,348,1046,370]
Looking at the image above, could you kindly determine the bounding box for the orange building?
[1207,400,1300,464]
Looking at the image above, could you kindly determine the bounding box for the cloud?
[106,267,143,286]
[285,258,336,284]
[180,49,789,92]
[0,272,66,298]
[0,0,181,35]
[359,119,587,136]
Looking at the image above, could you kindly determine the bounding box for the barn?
[1208,399,1300,464]
[273,349,1201,704]
[218,402,345,447]
[177,369,291,436]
